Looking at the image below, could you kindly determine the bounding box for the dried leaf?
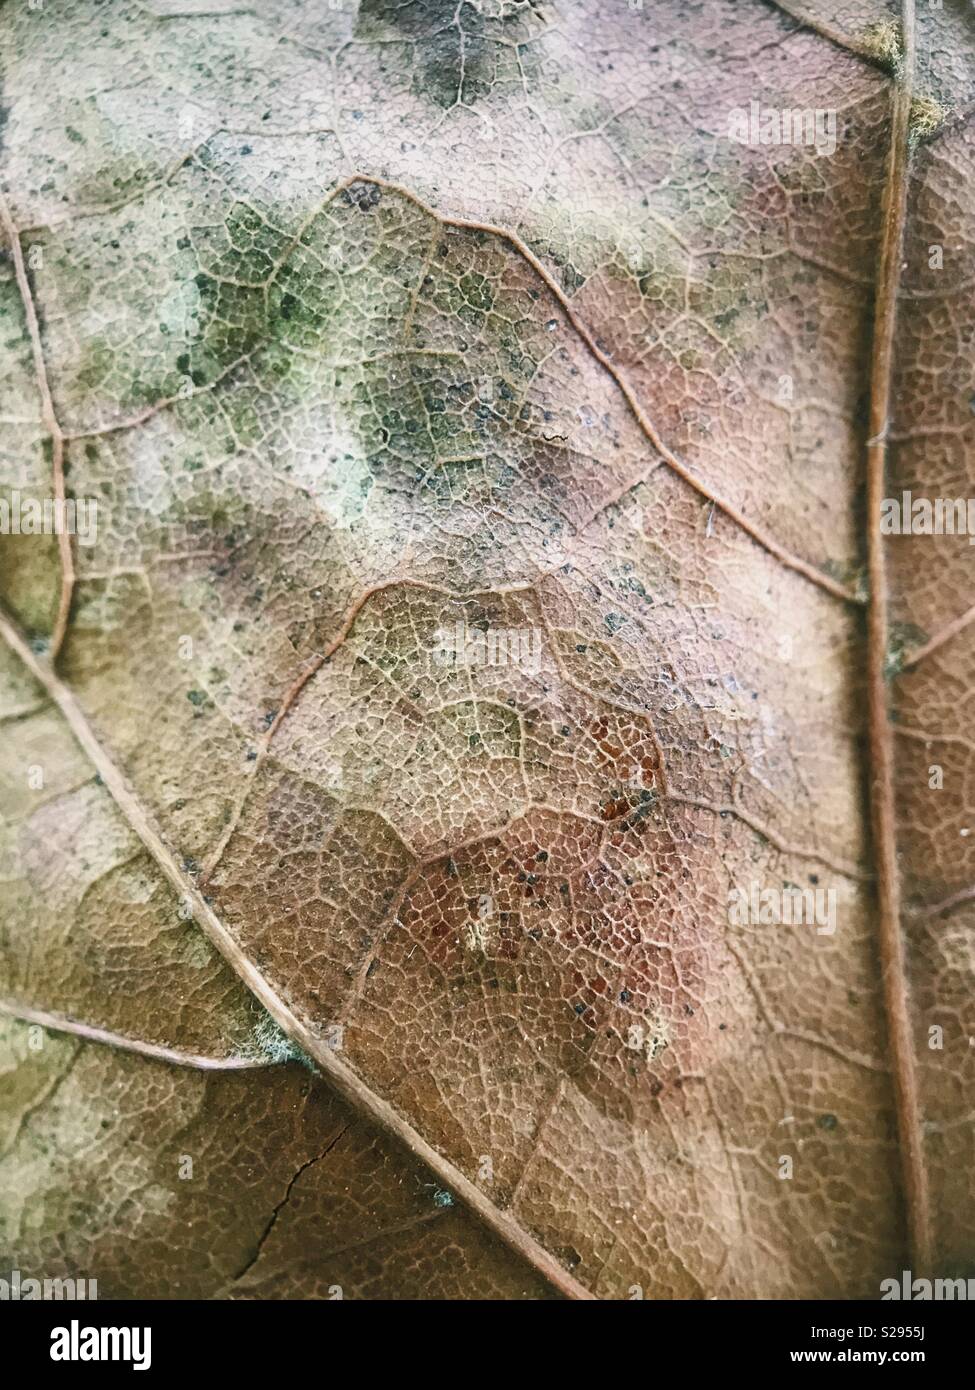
[0,0,972,1299]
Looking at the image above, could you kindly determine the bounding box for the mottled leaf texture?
[0,0,972,1301]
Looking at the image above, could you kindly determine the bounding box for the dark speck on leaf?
[345,179,381,211]
[818,1113,839,1131]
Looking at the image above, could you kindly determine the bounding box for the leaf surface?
[0,0,972,1298]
